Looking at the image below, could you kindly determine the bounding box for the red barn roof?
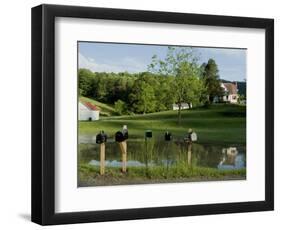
[80,100,100,111]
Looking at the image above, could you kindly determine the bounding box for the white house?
[172,103,192,110]
[79,100,100,121]
[214,82,239,104]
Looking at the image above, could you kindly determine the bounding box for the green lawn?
[79,103,246,144]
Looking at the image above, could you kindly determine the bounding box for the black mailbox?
[96,131,107,144]
[123,130,128,140]
[164,131,172,141]
[115,129,129,142]
[145,130,152,138]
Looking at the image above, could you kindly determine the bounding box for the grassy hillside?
[80,96,116,116]
[79,104,246,144]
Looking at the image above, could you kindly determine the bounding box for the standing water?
[79,136,246,171]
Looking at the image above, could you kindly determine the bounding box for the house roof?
[223,83,238,94]
[80,100,100,111]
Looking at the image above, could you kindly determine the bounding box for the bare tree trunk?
[206,95,211,105]
[177,103,182,125]
[209,95,213,104]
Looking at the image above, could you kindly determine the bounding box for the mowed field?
[79,99,246,145]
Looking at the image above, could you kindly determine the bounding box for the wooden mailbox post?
[100,143,105,175]
[144,130,153,175]
[185,129,197,166]
[164,131,172,174]
[119,141,127,173]
[187,144,192,166]
[96,131,107,175]
[115,125,128,173]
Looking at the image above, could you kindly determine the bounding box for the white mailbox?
[191,132,197,142]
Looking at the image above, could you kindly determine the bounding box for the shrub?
[114,99,127,115]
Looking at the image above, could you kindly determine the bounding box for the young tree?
[201,59,223,104]
[148,47,204,124]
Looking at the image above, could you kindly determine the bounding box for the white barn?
[172,103,192,110]
[79,101,100,121]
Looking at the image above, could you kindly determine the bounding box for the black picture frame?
[31,4,274,225]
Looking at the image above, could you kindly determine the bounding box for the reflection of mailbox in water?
[115,131,128,142]
[96,131,107,144]
[145,130,152,138]
[164,131,172,141]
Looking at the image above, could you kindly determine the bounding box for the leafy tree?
[154,76,175,111]
[201,59,223,104]
[148,47,204,124]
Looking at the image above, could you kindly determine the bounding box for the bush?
[114,100,127,115]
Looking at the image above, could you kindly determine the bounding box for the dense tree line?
[79,47,225,123]
[79,69,177,114]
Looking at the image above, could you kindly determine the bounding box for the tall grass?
[79,163,246,186]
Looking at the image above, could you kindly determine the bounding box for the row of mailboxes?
[96,129,196,144]
[96,130,153,143]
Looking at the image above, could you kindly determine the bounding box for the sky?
[78,42,246,82]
